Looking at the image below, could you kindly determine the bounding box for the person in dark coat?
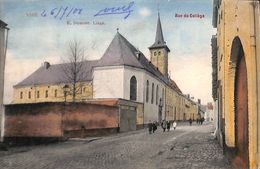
[162,120,167,132]
[189,118,192,126]
[167,121,171,132]
[152,121,157,133]
[148,120,153,134]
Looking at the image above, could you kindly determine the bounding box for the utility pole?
[0,20,9,142]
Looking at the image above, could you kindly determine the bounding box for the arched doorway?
[231,37,249,168]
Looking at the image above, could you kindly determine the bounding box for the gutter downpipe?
[1,26,9,143]
[252,1,260,168]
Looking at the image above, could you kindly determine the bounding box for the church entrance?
[232,37,249,169]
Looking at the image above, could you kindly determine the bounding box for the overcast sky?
[1,0,215,104]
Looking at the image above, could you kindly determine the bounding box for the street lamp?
[0,20,9,143]
[63,84,69,103]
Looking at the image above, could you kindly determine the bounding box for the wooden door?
[234,54,249,169]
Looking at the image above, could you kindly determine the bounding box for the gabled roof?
[97,32,144,68]
[149,14,170,52]
[15,32,181,94]
[0,20,7,28]
[14,60,99,87]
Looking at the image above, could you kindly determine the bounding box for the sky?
[1,0,215,104]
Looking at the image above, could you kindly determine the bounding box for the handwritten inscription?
[94,1,134,19]
[41,6,83,20]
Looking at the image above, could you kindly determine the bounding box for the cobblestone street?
[0,122,232,169]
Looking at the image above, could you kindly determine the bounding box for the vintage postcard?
[1,0,258,169]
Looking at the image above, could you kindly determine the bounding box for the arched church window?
[151,83,154,104]
[156,85,159,105]
[146,80,149,102]
[130,76,137,101]
[154,51,157,56]
[158,51,161,55]
[162,88,164,103]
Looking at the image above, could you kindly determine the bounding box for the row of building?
[0,14,202,143]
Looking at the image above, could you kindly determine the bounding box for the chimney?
[135,51,141,60]
[198,99,201,105]
[43,61,50,69]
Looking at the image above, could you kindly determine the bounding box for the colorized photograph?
[0,0,259,169]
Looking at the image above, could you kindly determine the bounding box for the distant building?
[0,20,9,142]
[213,0,260,168]
[12,14,198,124]
[204,102,214,121]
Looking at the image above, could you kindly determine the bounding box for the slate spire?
[149,13,170,52]
[155,13,165,45]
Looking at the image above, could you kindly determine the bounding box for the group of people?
[188,117,205,126]
[196,117,205,125]
[148,120,177,134]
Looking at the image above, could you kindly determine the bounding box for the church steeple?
[154,13,165,46]
[149,13,170,76]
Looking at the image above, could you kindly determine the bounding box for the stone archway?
[230,37,249,169]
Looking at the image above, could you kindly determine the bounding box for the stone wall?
[4,102,119,145]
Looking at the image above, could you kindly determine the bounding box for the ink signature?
[94,1,134,19]
[41,6,83,20]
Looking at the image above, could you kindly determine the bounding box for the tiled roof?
[97,32,144,68]
[15,32,182,94]
[14,60,99,87]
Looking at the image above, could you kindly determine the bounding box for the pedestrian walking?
[189,118,192,126]
[152,121,157,133]
[162,120,167,132]
[148,120,153,134]
[173,121,177,130]
[201,117,205,125]
[167,121,171,132]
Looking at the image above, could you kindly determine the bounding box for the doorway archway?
[230,37,249,169]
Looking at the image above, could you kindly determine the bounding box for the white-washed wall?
[143,72,166,124]
[93,66,124,99]
[123,67,144,103]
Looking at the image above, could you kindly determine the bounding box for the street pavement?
[0,122,233,169]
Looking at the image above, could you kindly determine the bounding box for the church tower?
[149,13,170,76]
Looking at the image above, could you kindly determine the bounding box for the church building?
[12,14,198,124]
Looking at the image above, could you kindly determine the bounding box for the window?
[28,91,31,99]
[162,88,164,103]
[158,51,161,55]
[54,89,58,97]
[151,83,154,104]
[146,80,149,102]
[156,85,159,105]
[20,92,23,99]
[45,90,48,98]
[37,91,40,98]
[130,76,137,101]
[154,51,157,56]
